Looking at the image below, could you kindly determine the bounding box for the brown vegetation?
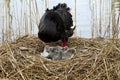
[0,35,120,80]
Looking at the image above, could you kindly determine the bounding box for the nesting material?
[0,35,120,80]
[41,45,76,60]
[19,47,29,51]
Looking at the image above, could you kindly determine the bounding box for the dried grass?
[0,35,120,80]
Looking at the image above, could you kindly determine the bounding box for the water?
[0,0,120,43]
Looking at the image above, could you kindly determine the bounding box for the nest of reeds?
[0,35,120,80]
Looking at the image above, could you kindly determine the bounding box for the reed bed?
[0,35,120,80]
[2,0,119,43]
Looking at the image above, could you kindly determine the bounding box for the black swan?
[38,3,75,47]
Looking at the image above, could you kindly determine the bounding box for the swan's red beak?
[62,40,67,48]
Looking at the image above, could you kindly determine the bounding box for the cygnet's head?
[41,45,63,60]
[41,45,50,57]
[62,48,76,59]
[47,46,63,60]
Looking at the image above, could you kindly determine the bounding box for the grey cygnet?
[41,45,62,60]
[62,48,76,59]
[41,45,76,60]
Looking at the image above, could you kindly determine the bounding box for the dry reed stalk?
[29,0,32,34]
[89,0,94,38]
[95,0,99,37]
[39,58,49,71]
[45,0,47,9]
[103,58,110,80]
[99,0,102,37]
[35,0,40,26]
[111,0,118,39]
[73,0,77,37]
[2,9,4,43]
[25,13,28,35]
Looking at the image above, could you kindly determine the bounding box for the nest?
[0,35,120,80]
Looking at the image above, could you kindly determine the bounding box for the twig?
[103,58,110,80]
[68,65,74,74]
[40,58,49,71]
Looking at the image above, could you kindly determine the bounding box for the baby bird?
[41,45,76,60]
[62,48,76,59]
[41,45,62,60]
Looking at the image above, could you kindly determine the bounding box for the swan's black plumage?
[38,3,75,47]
